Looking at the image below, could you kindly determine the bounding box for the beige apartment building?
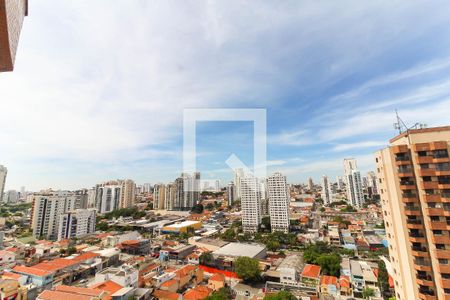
[375,126,450,300]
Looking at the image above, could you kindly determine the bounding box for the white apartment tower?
[57,209,96,241]
[266,172,290,233]
[227,181,235,206]
[0,165,7,203]
[344,158,364,207]
[321,175,332,205]
[30,191,76,240]
[307,177,314,191]
[164,182,177,210]
[95,179,136,214]
[234,168,245,200]
[240,175,262,233]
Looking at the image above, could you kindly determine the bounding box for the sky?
[1,1,450,191]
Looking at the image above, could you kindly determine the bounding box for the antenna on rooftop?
[393,110,427,134]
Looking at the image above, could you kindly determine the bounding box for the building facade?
[227,182,235,207]
[0,0,28,72]
[375,126,450,300]
[30,191,76,240]
[94,179,136,214]
[240,175,262,233]
[344,158,365,207]
[266,172,290,233]
[0,165,7,203]
[321,175,332,205]
[57,209,96,241]
[153,183,166,210]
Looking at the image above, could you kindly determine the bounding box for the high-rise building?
[308,177,314,191]
[94,179,136,214]
[165,182,177,210]
[375,126,450,300]
[30,191,76,240]
[266,172,290,233]
[336,176,345,190]
[153,183,166,210]
[344,158,364,207]
[74,189,89,209]
[57,209,96,241]
[240,174,262,233]
[3,190,18,204]
[227,181,235,206]
[172,173,200,210]
[0,0,28,72]
[321,175,332,205]
[367,171,379,197]
[234,168,244,200]
[0,165,7,203]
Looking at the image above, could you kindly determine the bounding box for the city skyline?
[2,1,450,190]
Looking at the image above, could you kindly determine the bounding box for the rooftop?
[212,242,266,258]
[301,264,321,279]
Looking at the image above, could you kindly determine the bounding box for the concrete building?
[3,190,18,204]
[234,168,244,200]
[173,173,200,210]
[375,126,450,300]
[307,177,314,191]
[344,158,364,207]
[164,182,176,210]
[94,265,138,288]
[95,179,136,214]
[153,184,166,210]
[321,175,332,205]
[30,191,76,240]
[57,209,96,241]
[240,175,262,233]
[227,181,235,206]
[0,0,28,72]
[0,165,6,203]
[367,171,379,197]
[266,172,290,233]
[336,176,345,190]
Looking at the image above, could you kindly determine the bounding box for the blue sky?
[1,1,450,190]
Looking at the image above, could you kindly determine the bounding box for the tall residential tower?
[266,172,290,233]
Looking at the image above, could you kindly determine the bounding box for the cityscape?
[1,1,450,300]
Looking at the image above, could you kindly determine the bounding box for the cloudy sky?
[1,1,450,191]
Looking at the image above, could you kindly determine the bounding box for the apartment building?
[0,0,28,72]
[57,209,96,241]
[266,172,290,233]
[165,182,177,210]
[240,175,262,233]
[321,175,332,205]
[0,165,6,203]
[30,191,77,240]
[375,126,450,300]
[153,184,166,210]
[94,179,136,214]
[227,181,235,207]
[344,158,365,207]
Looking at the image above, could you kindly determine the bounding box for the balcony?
[426,208,445,216]
[418,290,437,300]
[432,236,450,244]
[434,249,450,260]
[412,246,429,257]
[403,194,418,203]
[405,207,422,216]
[421,181,439,189]
[441,278,450,289]
[438,264,450,273]
[416,275,434,287]
[407,219,424,229]
[423,194,441,202]
[418,156,434,164]
[428,221,448,230]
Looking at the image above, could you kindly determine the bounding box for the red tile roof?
[320,275,338,285]
[90,280,123,299]
[339,275,350,288]
[54,285,103,297]
[209,273,225,282]
[13,265,54,277]
[301,264,321,279]
[38,290,93,300]
[183,286,212,300]
[161,279,178,288]
[153,289,180,300]
[72,252,100,262]
[2,271,23,280]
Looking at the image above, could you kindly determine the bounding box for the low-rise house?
[183,285,212,300]
[94,265,138,288]
[0,250,16,266]
[320,275,338,296]
[37,285,107,300]
[339,275,352,296]
[277,255,301,287]
[349,260,364,296]
[159,279,179,293]
[0,278,27,300]
[90,280,123,300]
[152,289,181,300]
[117,240,150,256]
[300,264,321,289]
[208,273,225,291]
[12,265,54,288]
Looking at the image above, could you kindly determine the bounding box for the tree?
[205,288,232,300]
[191,203,204,214]
[362,288,375,299]
[199,252,214,266]
[266,239,280,252]
[260,216,271,231]
[315,254,341,276]
[263,291,296,300]
[222,228,236,241]
[206,203,215,211]
[234,256,261,282]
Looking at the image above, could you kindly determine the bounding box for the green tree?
[199,252,214,266]
[315,254,341,276]
[222,228,236,241]
[263,291,296,300]
[191,203,204,214]
[362,288,375,299]
[234,256,261,282]
[260,216,271,231]
[205,287,232,300]
[266,239,280,252]
[206,203,214,211]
